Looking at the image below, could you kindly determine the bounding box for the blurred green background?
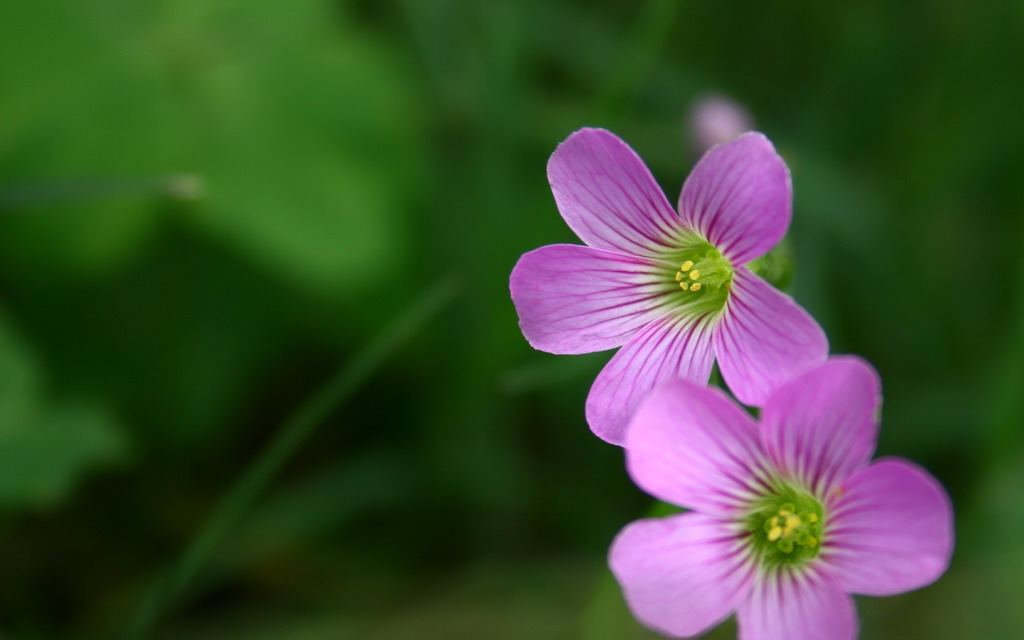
[1,1,1023,638]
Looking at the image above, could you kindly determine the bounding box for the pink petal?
[623,378,770,514]
[509,244,668,354]
[610,512,755,638]
[823,458,954,596]
[713,268,828,407]
[548,128,681,257]
[738,567,857,640]
[761,357,881,496]
[678,132,792,265]
[587,315,715,445]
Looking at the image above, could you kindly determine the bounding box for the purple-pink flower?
[689,93,754,153]
[510,128,827,444]
[610,357,953,640]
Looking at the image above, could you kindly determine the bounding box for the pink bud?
[688,94,754,152]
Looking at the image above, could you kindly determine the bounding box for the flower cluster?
[509,129,953,639]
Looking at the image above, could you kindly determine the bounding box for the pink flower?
[510,128,827,444]
[610,357,954,640]
[688,93,754,152]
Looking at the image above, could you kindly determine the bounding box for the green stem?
[122,277,460,639]
[0,174,200,209]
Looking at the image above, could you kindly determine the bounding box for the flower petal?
[713,268,828,407]
[824,458,954,596]
[610,512,755,638]
[738,567,857,640]
[509,244,668,354]
[761,357,881,495]
[587,315,715,445]
[548,128,681,256]
[678,132,791,265]
[623,378,770,514]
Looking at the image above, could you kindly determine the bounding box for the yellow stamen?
[679,282,690,291]
[681,260,694,271]
[690,283,701,291]
[675,272,683,281]
[689,270,701,280]
[763,504,822,554]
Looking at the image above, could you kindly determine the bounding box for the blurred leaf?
[0,1,165,278]
[0,400,125,508]
[0,313,41,429]
[158,0,424,291]
[0,0,424,291]
[0,314,126,508]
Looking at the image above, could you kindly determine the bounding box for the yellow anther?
[681,260,694,271]
[679,282,690,291]
[690,283,701,291]
[675,272,683,282]
[762,504,822,553]
[689,270,701,280]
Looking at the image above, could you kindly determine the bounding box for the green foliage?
[0,315,124,508]
[0,0,423,290]
[0,1,1022,638]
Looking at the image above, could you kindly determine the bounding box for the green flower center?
[663,239,733,316]
[745,486,824,567]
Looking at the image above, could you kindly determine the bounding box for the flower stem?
[121,276,460,639]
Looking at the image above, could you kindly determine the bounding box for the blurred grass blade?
[0,175,201,211]
[122,276,460,639]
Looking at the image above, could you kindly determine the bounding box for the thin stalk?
[0,174,201,210]
[122,277,460,639]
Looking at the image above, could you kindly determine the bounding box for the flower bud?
[688,93,753,152]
